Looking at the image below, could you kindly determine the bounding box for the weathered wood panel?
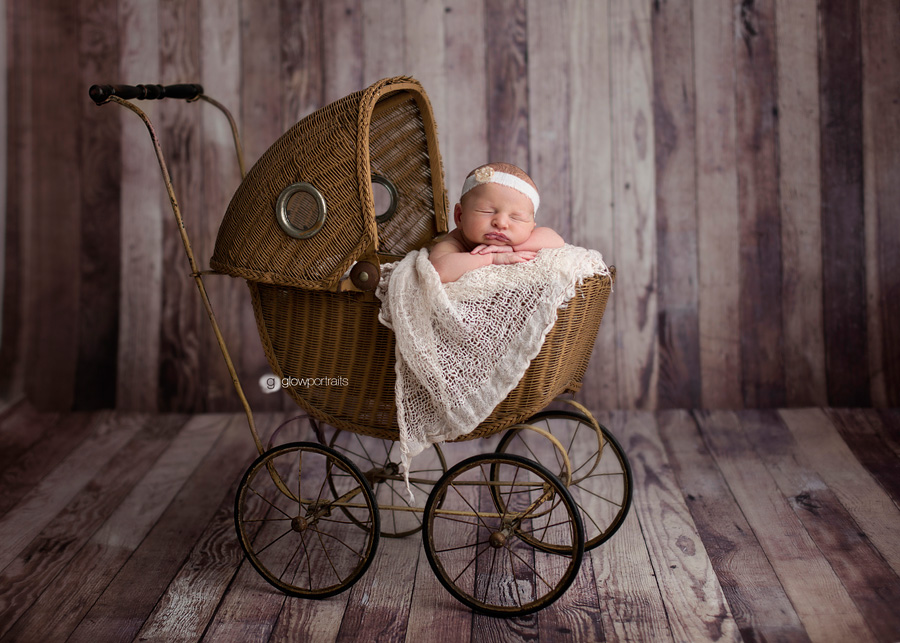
[660,410,810,642]
[200,0,244,415]
[861,0,900,408]
[775,0,827,406]
[779,408,900,577]
[2,414,225,642]
[0,403,60,480]
[23,1,83,411]
[0,414,187,639]
[66,415,248,643]
[484,0,528,170]
[610,0,657,409]
[132,420,277,642]
[693,0,742,409]
[745,409,900,643]
[568,0,617,411]
[827,409,900,505]
[0,411,94,517]
[619,411,740,642]
[651,0,700,409]
[592,412,672,642]
[819,0,869,407]
[527,0,571,241]
[337,538,418,641]
[75,0,120,410]
[698,409,874,642]
[157,0,204,412]
[442,0,488,214]
[321,0,363,103]
[734,0,785,408]
[281,0,324,127]
[403,0,448,157]
[237,0,287,414]
[0,412,136,574]
[116,0,164,412]
[0,0,11,400]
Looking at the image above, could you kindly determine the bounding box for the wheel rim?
[234,442,379,598]
[328,430,446,538]
[422,454,584,617]
[496,411,632,550]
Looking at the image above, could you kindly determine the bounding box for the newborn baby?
[429,162,564,283]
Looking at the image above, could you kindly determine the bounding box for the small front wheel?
[234,442,379,598]
[422,454,584,617]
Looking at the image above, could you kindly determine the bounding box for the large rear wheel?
[495,410,632,550]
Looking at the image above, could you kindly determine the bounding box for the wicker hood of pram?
[212,76,614,442]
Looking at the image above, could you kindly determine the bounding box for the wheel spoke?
[254,526,294,555]
[515,517,578,537]
[299,529,314,590]
[307,523,368,559]
[505,543,556,591]
[504,462,521,515]
[451,540,493,584]
[433,538,491,555]
[247,484,294,520]
[576,483,624,507]
[483,543,499,604]
[281,531,307,581]
[313,523,344,583]
[514,433,542,464]
[430,513,483,529]
[507,546,524,608]
[450,481,493,533]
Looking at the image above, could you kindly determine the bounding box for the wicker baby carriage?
[90,76,632,617]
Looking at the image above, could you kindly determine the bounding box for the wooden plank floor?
[1,402,898,642]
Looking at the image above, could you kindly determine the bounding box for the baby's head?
[459,163,540,217]
[454,163,540,248]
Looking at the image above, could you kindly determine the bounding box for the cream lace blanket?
[376,244,609,493]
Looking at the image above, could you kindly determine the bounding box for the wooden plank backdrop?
[1,0,898,412]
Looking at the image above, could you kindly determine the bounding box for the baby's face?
[455,183,536,248]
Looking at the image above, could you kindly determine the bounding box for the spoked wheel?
[422,454,584,617]
[495,410,632,550]
[328,431,447,538]
[234,442,379,598]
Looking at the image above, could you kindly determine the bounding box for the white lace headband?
[460,166,540,215]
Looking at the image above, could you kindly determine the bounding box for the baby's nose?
[492,213,509,228]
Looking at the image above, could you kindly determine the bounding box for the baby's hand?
[492,250,536,265]
[471,244,513,255]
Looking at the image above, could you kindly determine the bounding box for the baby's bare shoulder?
[527,226,565,249]
[429,231,466,259]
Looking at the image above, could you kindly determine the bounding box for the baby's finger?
[470,244,489,254]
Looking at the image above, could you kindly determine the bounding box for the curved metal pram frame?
[90,78,632,617]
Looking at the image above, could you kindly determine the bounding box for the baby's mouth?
[484,232,509,242]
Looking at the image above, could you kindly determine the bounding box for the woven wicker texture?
[210,77,449,289]
[251,270,614,442]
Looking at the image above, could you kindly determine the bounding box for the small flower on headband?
[474,166,494,183]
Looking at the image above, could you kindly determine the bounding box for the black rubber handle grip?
[89,83,204,105]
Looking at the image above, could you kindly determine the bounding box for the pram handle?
[89,83,204,105]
